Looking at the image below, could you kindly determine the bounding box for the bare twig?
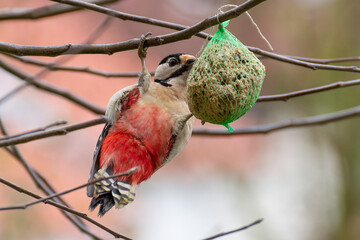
[0,116,106,147]
[0,167,137,211]
[1,105,360,146]
[0,16,118,237]
[0,177,132,240]
[192,106,360,136]
[1,74,358,145]
[6,52,360,80]
[285,55,360,64]
[3,147,95,237]
[0,119,74,209]
[1,1,358,74]
[0,83,30,104]
[0,0,267,56]
[0,15,113,107]
[1,118,131,239]
[1,78,358,143]
[203,219,263,240]
[248,46,360,73]
[5,54,155,78]
[0,57,106,115]
[0,118,100,239]
[52,0,203,34]
[0,0,119,20]
[258,79,360,102]
[32,15,114,79]
[0,120,68,141]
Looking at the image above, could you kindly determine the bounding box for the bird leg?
[138,32,152,93]
[173,113,193,135]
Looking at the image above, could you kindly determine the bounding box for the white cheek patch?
[154,63,182,81]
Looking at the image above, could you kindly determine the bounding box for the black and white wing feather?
[87,84,139,197]
[87,120,112,197]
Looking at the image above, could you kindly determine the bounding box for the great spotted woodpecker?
[87,35,195,216]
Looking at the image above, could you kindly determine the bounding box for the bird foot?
[173,113,193,135]
[138,32,152,60]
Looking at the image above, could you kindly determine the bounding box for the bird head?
[154,53,196,88]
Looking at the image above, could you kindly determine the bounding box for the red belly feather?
[100,132,154,184]
[100,101,173,185]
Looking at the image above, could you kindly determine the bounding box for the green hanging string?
[224,123,234,132]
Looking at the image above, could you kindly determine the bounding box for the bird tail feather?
[89,166,136,216]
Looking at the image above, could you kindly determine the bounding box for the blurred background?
[0,0,359,239]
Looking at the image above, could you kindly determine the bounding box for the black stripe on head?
[166,62,193,79]
[154,79,172,87]
[159,53,183,65]
[154,64,191,88]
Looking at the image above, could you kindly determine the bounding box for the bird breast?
[113,82,192,168]
[114,102,174,167]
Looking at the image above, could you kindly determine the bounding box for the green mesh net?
[187,21,266,132]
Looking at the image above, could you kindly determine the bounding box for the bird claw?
[138,32,152,59]
[173,113,193,135]
[138,32,152,93]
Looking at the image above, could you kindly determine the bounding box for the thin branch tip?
[203,218,264,240]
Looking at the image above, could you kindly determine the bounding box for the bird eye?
[168,58,178,67]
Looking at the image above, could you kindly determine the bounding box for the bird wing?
[87,84,141,197]
[105,84,140,124]
[87,120,112,197]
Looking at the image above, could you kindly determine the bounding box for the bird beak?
[180,54,196,65]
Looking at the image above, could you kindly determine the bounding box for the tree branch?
[257,79,360,102]
[0,167,137,211]
[0,56,106,115]
[1,15,113,111]
[0,120,68,141]
[0,0,267,56]
[5,53,155,78]
[0,116,106,147]
[284,55,360,64]
[1,112,129,240]
[248,46,360,73]
[0,83,30,104]
[52,0,205,35]
[192,106,360,136]
[37,0,360,74]
[1,105,360,146]
[9,52,359,79]
[0,118,100,240]
[0,177,132,240]
[203,218,263,240]
[0,118,76,209]
[0,0,119,20]
[1,2,358,74]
